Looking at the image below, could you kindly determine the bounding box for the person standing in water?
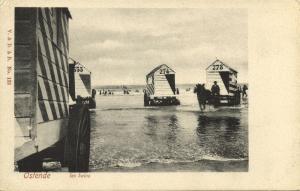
[211,81,220,106]
[242,84,248,98]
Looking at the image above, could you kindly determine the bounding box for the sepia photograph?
[14,7,248,172]
[1,0,300,190]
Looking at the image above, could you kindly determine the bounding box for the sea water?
[89,91,248,172]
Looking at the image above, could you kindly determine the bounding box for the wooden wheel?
[66,104,91,172]
[17,154,43,172]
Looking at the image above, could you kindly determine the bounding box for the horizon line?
[93,81,249,87]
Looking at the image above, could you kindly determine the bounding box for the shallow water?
[89,93,248,172]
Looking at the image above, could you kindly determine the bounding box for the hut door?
[219,72,230,93]
[165,74,176,94]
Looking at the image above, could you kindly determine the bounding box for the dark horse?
[194,84,212,111]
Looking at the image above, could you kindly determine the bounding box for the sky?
[69,8,248,86]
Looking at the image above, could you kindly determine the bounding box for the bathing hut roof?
[206,59,238,73]
[69,57,91,74]
[62,8,72,19]
[75,62,91,74]
[146,64,175,79]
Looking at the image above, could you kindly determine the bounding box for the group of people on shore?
[97,89,136,96]
[98,89,114,96]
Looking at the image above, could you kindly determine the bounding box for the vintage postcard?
[0,0,299,190]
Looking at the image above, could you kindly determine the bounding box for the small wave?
[116,162,142,168]
[144,156,247,166]
[178,107,220,113]
[103,107,159,111]
[199,155,247,162]
[217,105,247,110]
[90,104,245,112]
[91,156,248,170]
[90,107,158,111]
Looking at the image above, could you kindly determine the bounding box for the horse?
[194,84,212,111]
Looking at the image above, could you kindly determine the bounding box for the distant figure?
[92,89,96,98]
[176,88,179,95]
[76,95,82,104]
[211,81,220,96]
[89,89,97,108]
[242,85,248,98]
[234,87,241,105]
[99,90,102,95]
[211,81,220,106]
[194,84,210,111]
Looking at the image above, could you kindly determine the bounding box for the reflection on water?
[89,95,248,171]
[167,115,179,144]
[196,115,245,158]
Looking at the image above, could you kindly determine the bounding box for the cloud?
[84,40,125,50]
[69,8,248,85]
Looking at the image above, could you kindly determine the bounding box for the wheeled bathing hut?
[69,61,96,108]
[206,59,240,106]
[144,64,180,106]
[14,8,91,172]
